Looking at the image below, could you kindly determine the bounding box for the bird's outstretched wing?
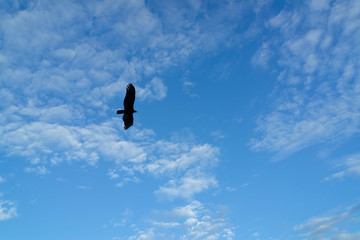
[123,83,135,111]
[123,113,134,130]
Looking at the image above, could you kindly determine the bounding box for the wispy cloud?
[323,153,360,181]
[251,42,272,68]
[294,203,360,239]
[250,0,360,158]
[210,130,226,140]
[182,74,198,97]
[24,166,51,175]
[0,200,17,221]
[225,186,237,192]
[115,176,140,188]
[76,185,91,190]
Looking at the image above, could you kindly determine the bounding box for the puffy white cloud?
[137,78,167,101]
[108,169,120,179]
[177,202,235,240]
[128,201,235,240]
[156,173,217,199]
[1,115,219,199]
[171,201,202,218]
[128,229,157,240]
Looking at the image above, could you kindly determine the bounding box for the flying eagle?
[117,83,137,130]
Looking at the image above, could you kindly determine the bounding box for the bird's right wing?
[123,113,134,130]
[123,83,136,110]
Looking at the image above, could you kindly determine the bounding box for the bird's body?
[117,83,136,130]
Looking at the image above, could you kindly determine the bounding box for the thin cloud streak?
[294,203,360,239]
[324,153,360,181]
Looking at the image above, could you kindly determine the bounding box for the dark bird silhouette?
[117,83,137,130]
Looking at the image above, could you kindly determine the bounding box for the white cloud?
[76,185,91,190]
[116,176,140,188]
[252,42,272,68]
[0,2,244,234]
[294,203,360,239]
[0,176,5,183]
[323,171,345,181]
[0,0,248,129]
[19,103,84,124]
[0,0,246,129]
[225,186,237,192]
[1,115,219,198]
[0,200,17,221]
[146,143,219,176]
[24,166,51,175]
[268,10,290,28]
[305,29,323,46]
[108,169,120,179]
[156,173,217,199]
[309,0,331,11]
[210,130,226,140]
[324,153,360,181]
[137,78,167,101]
[253,0,272,14]
[0,89,14,108]
[153,221,181,228]
[171,201,202,218]
[128,201,235,240]
[182,80,198,97]
[181,213,234,240]
[325,232,360,240]
[128,229,157,240]
[250,0,360,157]
[1,120,149,167]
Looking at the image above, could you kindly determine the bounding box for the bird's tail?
[117,110,125,114]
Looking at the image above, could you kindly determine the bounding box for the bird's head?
[133,110,137,113]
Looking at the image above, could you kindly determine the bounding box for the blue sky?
[1,0,360,239]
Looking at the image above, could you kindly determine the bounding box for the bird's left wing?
[123,83,135,110]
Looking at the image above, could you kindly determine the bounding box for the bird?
[117,83,137,130]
